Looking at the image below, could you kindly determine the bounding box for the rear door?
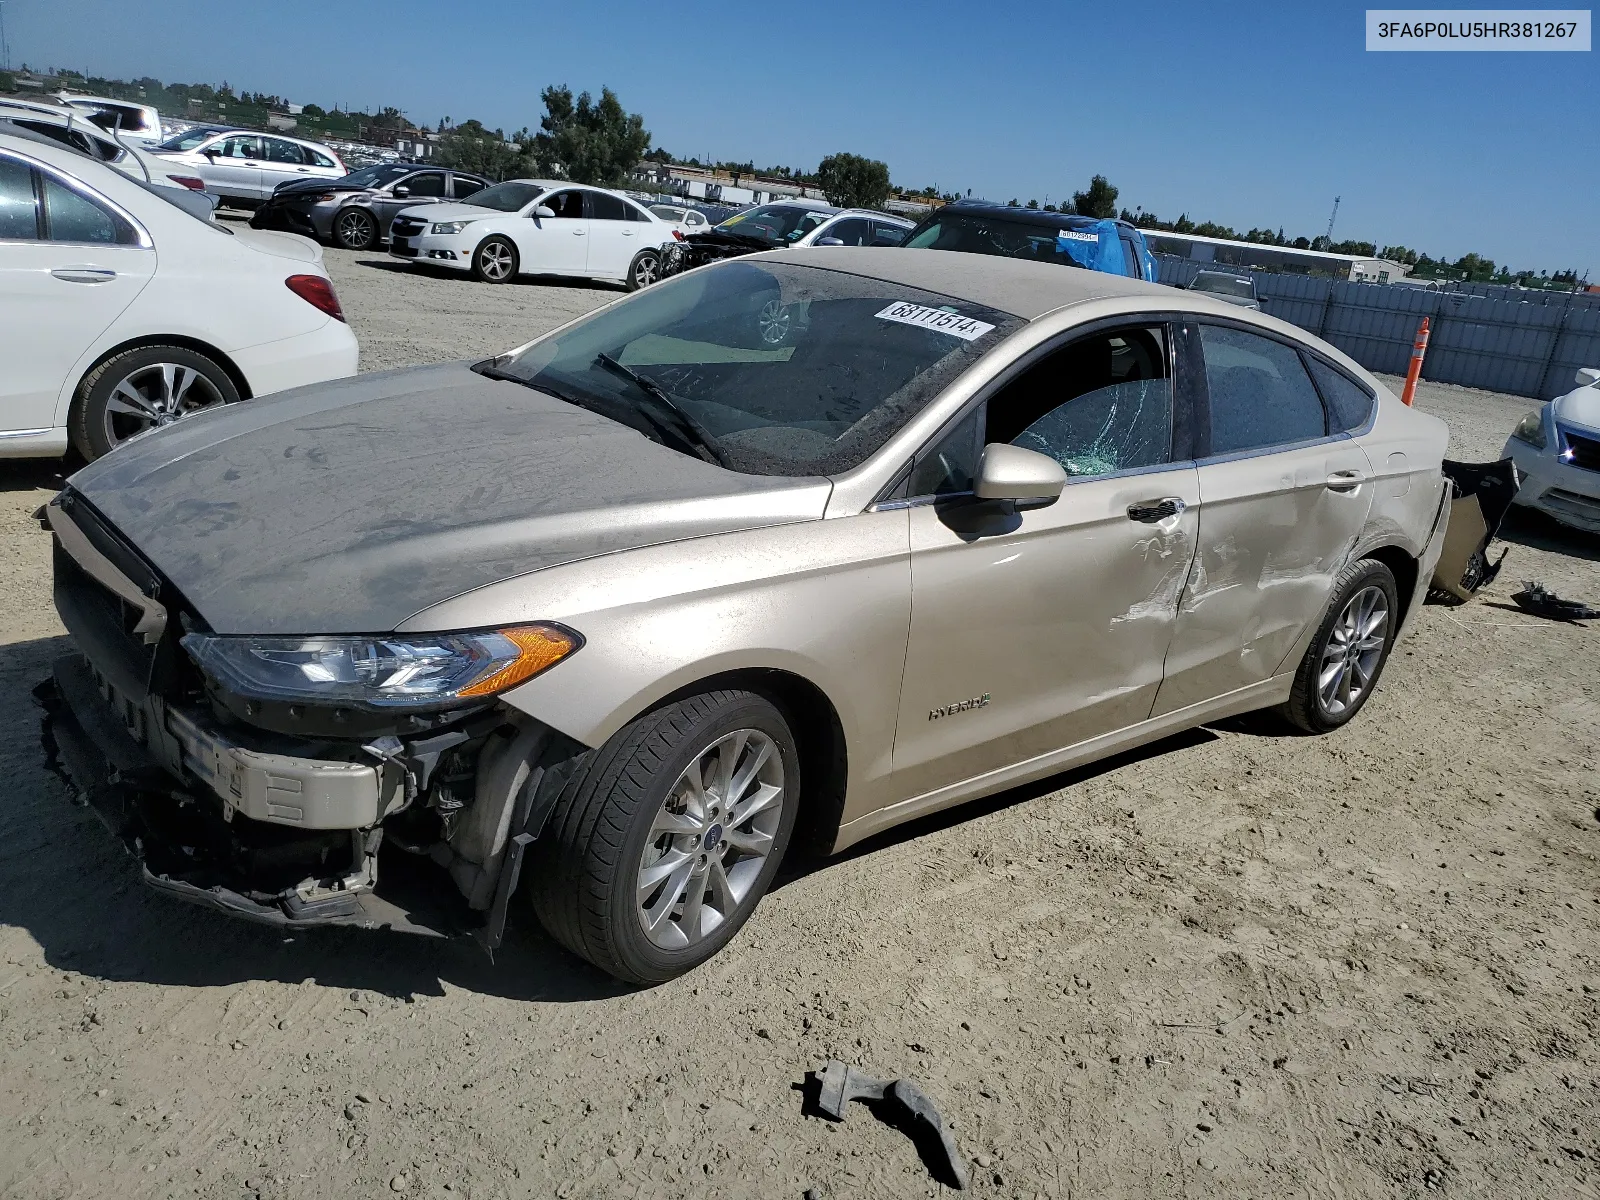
[376,170,446,236]
[1153,321,1374,715]
[584,190,645,278]
[0,153,155,433]
[891,320,1200,801]
[510,187,588,274]
[258,136,315,194]
[199,134,264,199]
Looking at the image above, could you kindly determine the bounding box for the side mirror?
[1577,367,1600,387]
[974,443,1067,503]
[392,185,410,198]
[814,236,844,246]
[202,148,217,159]
[532,205,556,219]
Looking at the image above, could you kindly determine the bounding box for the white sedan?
[151,126,346,204]
[389,179,678,289]
[1503,366,1600,533]
[0,131,358,460]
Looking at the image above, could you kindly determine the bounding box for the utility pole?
[1324,196,1341,246]
[0,3,11,73]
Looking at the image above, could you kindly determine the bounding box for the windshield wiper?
[594,353,728,468]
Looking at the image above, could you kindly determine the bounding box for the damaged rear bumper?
[39,655,462,938]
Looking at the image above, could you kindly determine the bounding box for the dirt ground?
[1,242,1598,1200]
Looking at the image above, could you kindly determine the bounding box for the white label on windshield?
[1056,229,1097,242]
[875,302,995,341]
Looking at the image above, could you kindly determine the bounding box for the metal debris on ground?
[811,1060,969,1190]
[1510,581,1600,623]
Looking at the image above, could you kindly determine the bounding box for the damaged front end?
[37,489,581,951]
[659,231,777,278]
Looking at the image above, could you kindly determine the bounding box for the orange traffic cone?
[1400,316,1430,406]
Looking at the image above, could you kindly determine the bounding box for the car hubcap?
[634,256,658,286]
[338,210,370,245]
[758,300,791,345]
[102,363,226,448]
[1318,584,1389,717]
[481,243,512,280]
[636,729,784,950]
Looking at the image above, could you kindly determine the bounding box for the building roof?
[778,245,1172,320]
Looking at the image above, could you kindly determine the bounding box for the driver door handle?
[1326,470,1366,492]
[573,229,586,235]
[51,266,117,284]
[1127,497,1185,523]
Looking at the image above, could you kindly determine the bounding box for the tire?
[1280,558,1400,734]
[527,689,799,985]
[70,345,240,461]
[471,235,519,283]
[626,249,661,292]
[331,206,378,251]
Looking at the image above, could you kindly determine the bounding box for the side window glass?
[544,190,584,219]
[625,202,652,222]
[872,222,908,246]
[403,172,446,197]
[685,211,706,227]
[986,326,1173,478]
[308,149,337,169]
[0,158,38,239]
[42,176,131,244]
[1118,235,1141,278]
[589,192,627,221]
[216,136,260,159]
[452,176,486,198]
[909,408,982,497]
[1307,357,1376,433]
[824,218,872,245]
[262,139,305,164]
[1199,325,1327,454]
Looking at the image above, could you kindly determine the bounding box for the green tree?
[1025,198,1039,209]
[1072,174,1118,218]
[437,119,527,181]
[815,152,892,209]
[301,103,326,118]
[531,85,650,187]
[1452,253,1496,282]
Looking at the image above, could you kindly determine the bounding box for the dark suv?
[903,200,1158,282]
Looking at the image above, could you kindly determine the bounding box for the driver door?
[890,322,1200,802]
[199,134,264,200]
[512,188,589,275]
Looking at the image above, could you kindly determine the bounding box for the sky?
[11,0,1599,276]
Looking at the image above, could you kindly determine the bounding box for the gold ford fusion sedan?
[41,248,1451,983]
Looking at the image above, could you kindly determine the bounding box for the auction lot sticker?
[1367,9,1591,49]
[876,302,995,341]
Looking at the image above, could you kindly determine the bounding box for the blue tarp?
[1056,219,1144,278]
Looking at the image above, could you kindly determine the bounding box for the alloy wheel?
[636,729,785,950]
[758,299,791,345]
[633,254,659,288]
[1317,584,1389,717]
[478,241,514,281]
[336,208,374,248]
[101,362,227,448]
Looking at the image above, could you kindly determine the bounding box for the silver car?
[43,249,1450,984]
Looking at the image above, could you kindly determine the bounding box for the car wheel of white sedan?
[527,689,799,985]
[332,207,378,251]
[471,235,519,284]
[1281,558,1399,734]
[626,249,661,292]
[71,345,240,460]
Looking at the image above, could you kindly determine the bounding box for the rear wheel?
[471,235,518,283]
[70,345,239,460]
[1280,558,1399,734]
[626,249,661,291]
[527,690,799,985]
[331,206,378,250]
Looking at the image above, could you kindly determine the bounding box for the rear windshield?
[494,260,1021,476]
[1192,272,1256,298]
[714,204,833,243]
[906,210,1098,269]
[464,181,544,212]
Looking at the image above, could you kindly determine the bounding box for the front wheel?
[332,206,378,250]
[71,345,240,460]
[527,690,799,985]
[471,235,519,283]
[1280,558,1400,734]
[626,249,661,291]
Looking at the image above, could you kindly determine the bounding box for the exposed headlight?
[430,220,474,235]
[180,625,580,710]
[1510,409,1547,450]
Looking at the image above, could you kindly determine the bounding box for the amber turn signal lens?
[457,625,579,697]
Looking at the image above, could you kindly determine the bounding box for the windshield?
[906,211,1108,269]
[714,204,834,243]
[464,181,544,212]
[1192,272,1256,298]
[156,127,224,152]
[339,164,414,189]
[493,260,1020,476]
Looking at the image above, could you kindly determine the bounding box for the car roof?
[832,208,912,224]
[926,200,1136,233]
[773,245,1194,320]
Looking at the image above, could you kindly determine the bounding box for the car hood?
[270,177,370,198]
[66,363,832,635]
[230,226,325,264]
[1553,384,1600,432]
[396,201,502,224]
